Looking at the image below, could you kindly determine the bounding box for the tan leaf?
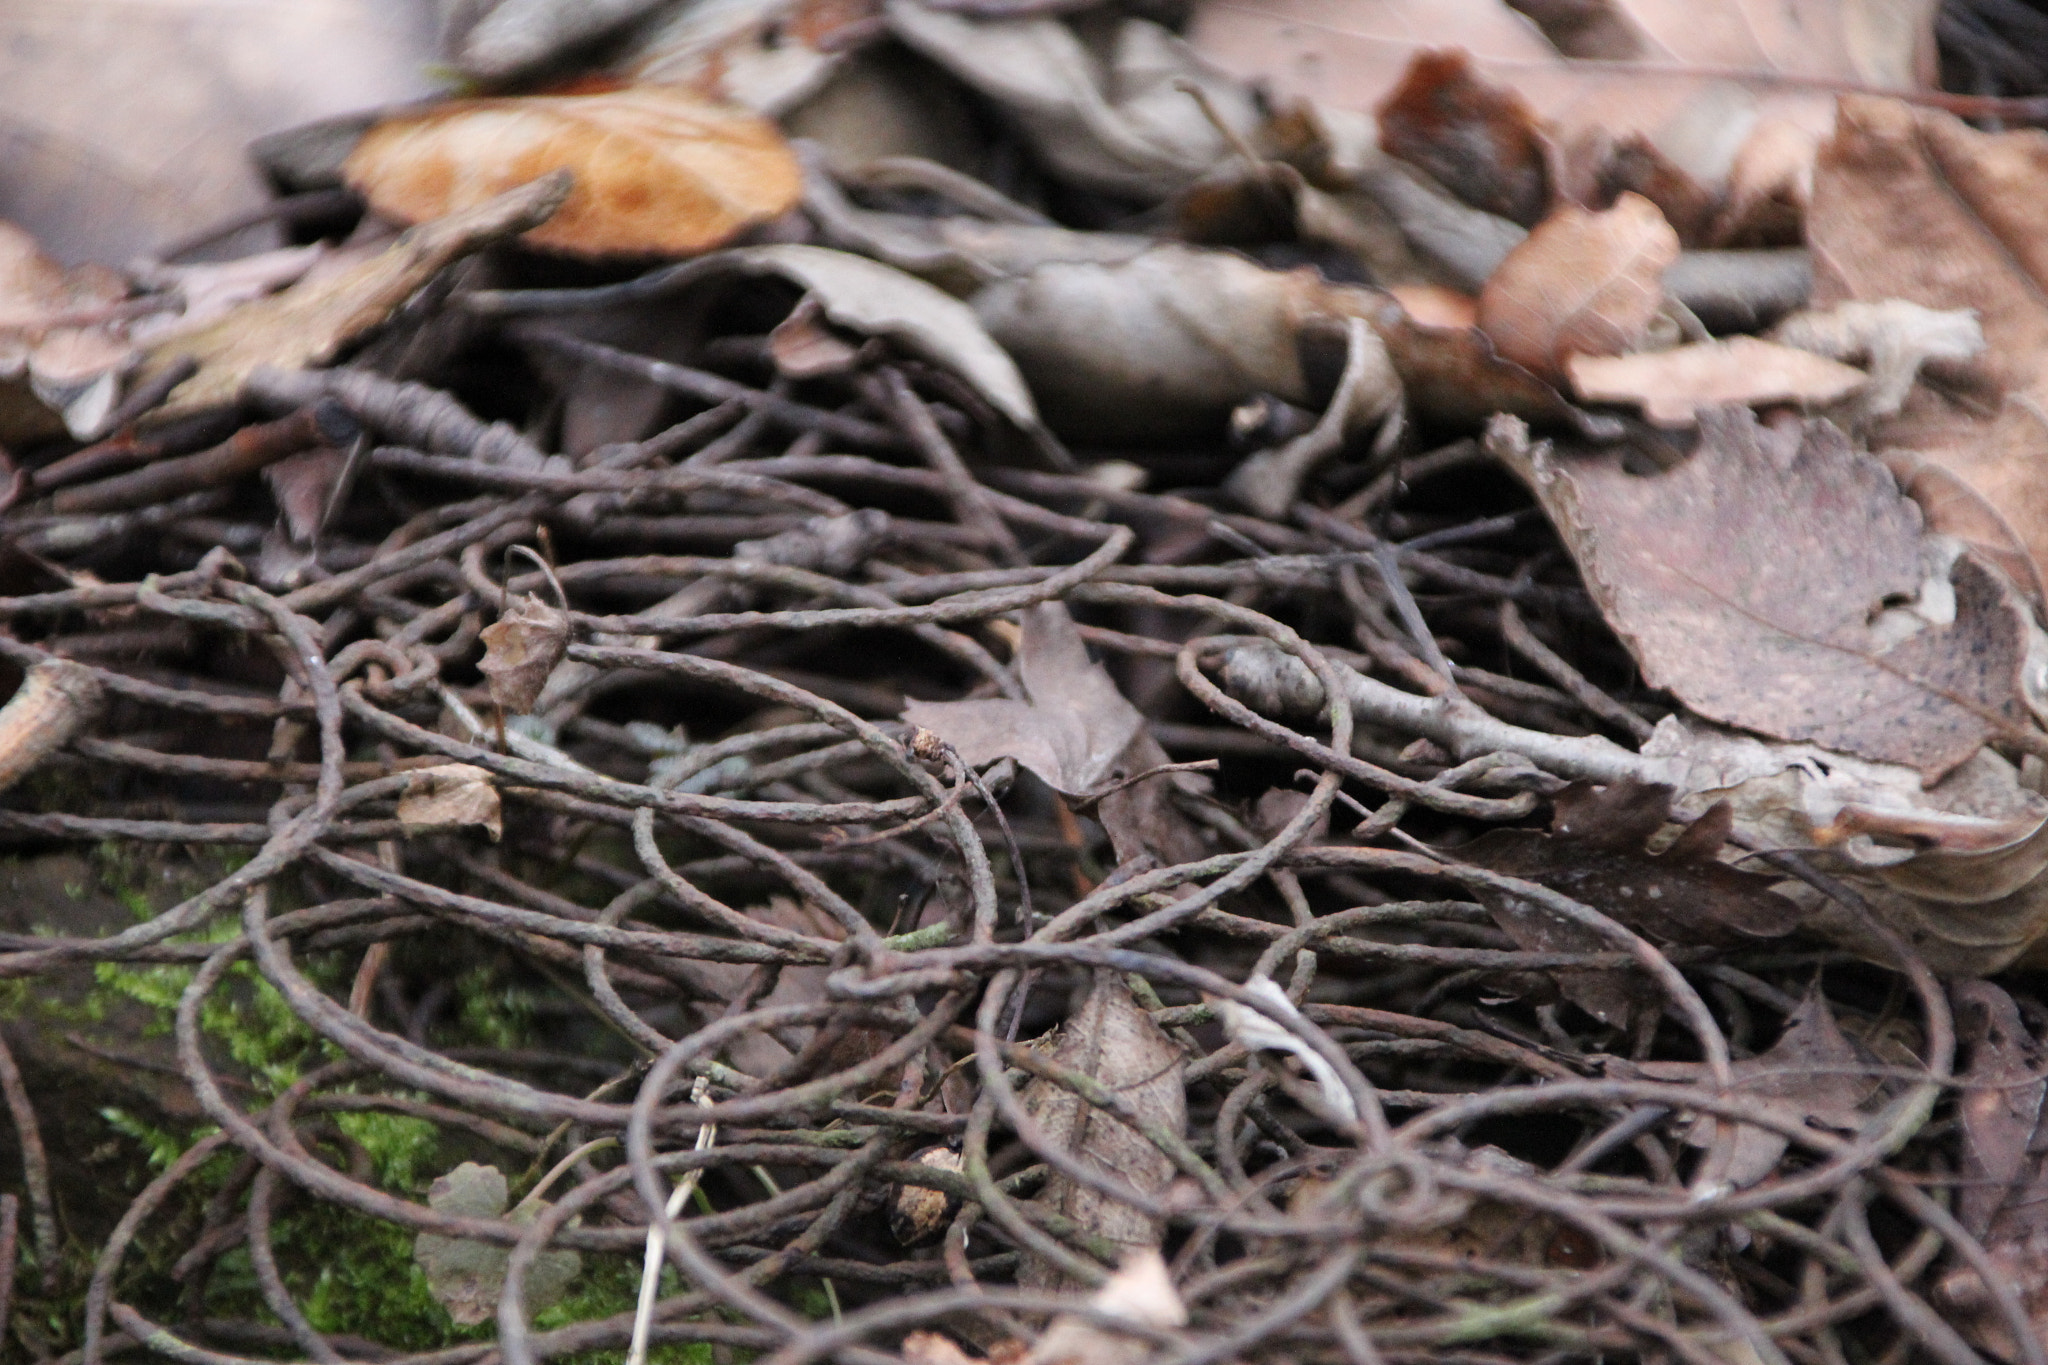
[1018,973,1186,1293]
[344,86,801,259]
[1807,96,2048,595]
[397,765,503,842]
[1478,193,1677,383]
[479,593,571,717]
[1491,407,2032,780]
[1027,1250,1187,1365]
[1566,335,1867,426]
[135,174,570,419]
[888,1146,962,1246]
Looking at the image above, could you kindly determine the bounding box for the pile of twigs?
[0,289,2021,1365]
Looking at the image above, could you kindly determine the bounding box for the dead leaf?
[1768,299,1983,420]
[397,765,504,842]
[135,174,571,419]
[768,296,861,377]
[971,245,1399,442]
[622,0,882,115]
[1566,336,1867,426]
[887,1,1257,202]
[1954,981,2045,1239]
[1806,98,2048,593]
[1477,193,1678,384]
[1018,973,1185,1292]
[1461,779,1805,947]
[889,1145,962,1246]
[447,0,675,81]
[1188,0,1938,219]
[1490,407,2033,780]
[1662,985,1884,1188]
[413,1162,579,1326]
[479,594,572,717]
[344,86,801,259]
[906,602,1143,799]
[1377,48,1549,226]
[1027,1249,1186,1365]
[265,446,347,546]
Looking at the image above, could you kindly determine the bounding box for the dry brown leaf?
[622,0,882,114]
[1807,96,2048,595]
[479,593,572,717]
[1027,1249,1186,1365]
[136,174,570,419]
[344,86,801,258]
[1660,985,1883,1188]
[1477,193,1678,384]
[1018,974,1186,1292]
[1566,335,1867,426]
[1189,0,1938,219]
[889,1146,962,1246]
[1376,48,1549,226]
[397,765,504,842]
[1491,407,2032,780]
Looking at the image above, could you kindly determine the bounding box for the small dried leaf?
[767,298,861,378]
[1018,974,1185,1292]
[1478,193,1678,383]
[1027,1250,1187,1365]
[345,86,801,258]
[397,765,503,842]
[889,1146,962,1246]
[1954,981,2045,1239]
[1565,336,1868,426]
[413,1162,580,1326]
[1492,407,2032,779]
[479,594,571,716]
[265,446,346,545]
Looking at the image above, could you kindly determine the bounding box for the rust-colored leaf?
[1491,407,2032,780]
[344,86,802,258]
[1376,49,1549,227]
[1477,193,1677,383]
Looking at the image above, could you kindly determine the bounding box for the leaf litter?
[8,3,2048,1365]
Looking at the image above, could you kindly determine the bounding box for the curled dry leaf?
[344,86,801,259]
[623,0,882,115]
[887,0,1258,202]
[479,593,572,716]
[1027,1249,1186,1365]
[1768,299,1983,420]
[1476,193,1678,384]
[412,1162,579,1325]
[1565,335,1867,427]
[1490,407,2033,780]
[1807,96,2048,592]
[1018,973,1186,1292]
[1214,976,1357,1121]
[397,765,504,842]
[137,174,571,419]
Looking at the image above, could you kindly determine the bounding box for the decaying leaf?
[1769,298,1983,420]
[1018,973,1186,1292]
[1656,985,1885,1189]
[1189,0,1938,224]
[1476,194,1678,384]
[479,593,572,716]
[1461,779,1805,946]
[136,174,571,419]
[1026,1249,1186,1365]
[1806,96,2048,592]
[623,0,882,115]
[1566,336,1868,426]
[1490,407,2033,779]
[397,765,504,842]
[0,222,136,444]
[413,1162,580,1325]
[345,86,801,258]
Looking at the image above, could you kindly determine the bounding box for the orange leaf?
[1476,192,1676,383]
[344,86,802,258]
